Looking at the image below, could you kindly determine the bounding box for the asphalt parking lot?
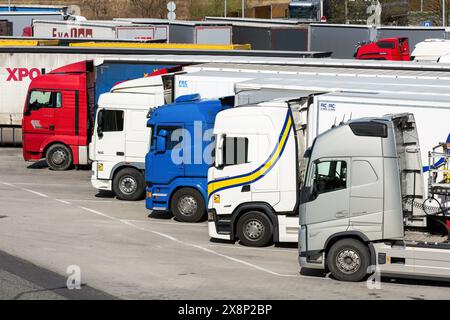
[0,148,450,300]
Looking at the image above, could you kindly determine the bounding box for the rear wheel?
[236,211,273,247]
[171,188,205,223]
[46,143,72,171]
[327,239,370,282]
[113,168,145,201]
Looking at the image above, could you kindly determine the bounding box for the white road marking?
[56,199,114,203]
[55,199,72,205]
[21,188,49,198]
[79,206,117,220]
[122,219,206,227]
[12,182,86,187]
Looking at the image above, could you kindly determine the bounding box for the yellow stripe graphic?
[208,116,292,196]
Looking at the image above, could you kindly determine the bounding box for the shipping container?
[32,20,168,41]
[115,18,233,45]
[309,23,376,58]
[0,12,65,36]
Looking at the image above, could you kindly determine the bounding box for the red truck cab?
[22,60,94,170]
[355,37,411,61]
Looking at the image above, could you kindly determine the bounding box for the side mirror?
[215,134,225,169]
[97,125,103,138]
[97,111,104,138]
[156,129,168,153]
[311,180,319,200]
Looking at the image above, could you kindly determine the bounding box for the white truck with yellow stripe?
[208,98,304,247]
[208,91,450,247]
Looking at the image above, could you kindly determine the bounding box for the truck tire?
[46,143,72,171]
[171,188,205,223]
[327,239,370,282]
[113,168,145,201]
[236,211,273,247]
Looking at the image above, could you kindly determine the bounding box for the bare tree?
[82,0,110,19]
[130,0,167,18]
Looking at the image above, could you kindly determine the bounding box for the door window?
[28,90,61,110]
[158,126,183,150]
[314,160,347,194]
[101,110,124,132]
[223,137,249,166]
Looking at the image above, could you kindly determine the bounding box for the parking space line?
[21,188,49,198]
[56,199,115,203]
[122,219,206,227]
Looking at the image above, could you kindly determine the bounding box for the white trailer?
[207,91,450,246]
[411,39,450,62]
[32,20,167,41]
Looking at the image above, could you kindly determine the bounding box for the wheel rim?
[177,196,198,216]
[119,176,137,195]
[244,219,264,240]
[51,149,67,165]
[336,249,361,274]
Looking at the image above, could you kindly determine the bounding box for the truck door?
[22,90,60,152]
[150,124,185,184]
[53,90,78,138]
[303,158,351,248]
[95,109,126,163]
[209,134,253,215]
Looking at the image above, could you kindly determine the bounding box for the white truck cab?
[90,76,169,200]
[208,98,307,246]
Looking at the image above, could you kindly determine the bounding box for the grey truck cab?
[299,114,450,282]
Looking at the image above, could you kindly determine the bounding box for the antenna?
[339,114,346,126]
[331,117,337,128]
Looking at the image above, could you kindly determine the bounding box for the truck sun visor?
[349,122,388,138]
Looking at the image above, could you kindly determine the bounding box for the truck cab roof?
[110,75,164,94]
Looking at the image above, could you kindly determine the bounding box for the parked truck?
[208,91,450,247]
[299,113,450,282]
[145,94,234,222]
[354,37,411,61]
[89,70,253,201]
[22,59,180,170]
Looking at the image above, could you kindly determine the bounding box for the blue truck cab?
[145,94,233,222]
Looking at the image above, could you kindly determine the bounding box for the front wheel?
[171,188,206,223]
[46,143,73,171]
[113,168,145,201]
[236,211,273,247]
[327,239,370,282]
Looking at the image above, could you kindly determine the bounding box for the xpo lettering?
[6,68,41,82]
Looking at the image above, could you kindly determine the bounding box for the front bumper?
[299,251,326,270]
[90,162,111,191]
[207,209,232,240]
[91,176,112,191]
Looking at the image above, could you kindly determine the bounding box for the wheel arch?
[230,202,279,242]
[168,184,207,212]
[110,163,145,181]
[43,141,73,161]
[324,231,376,267]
